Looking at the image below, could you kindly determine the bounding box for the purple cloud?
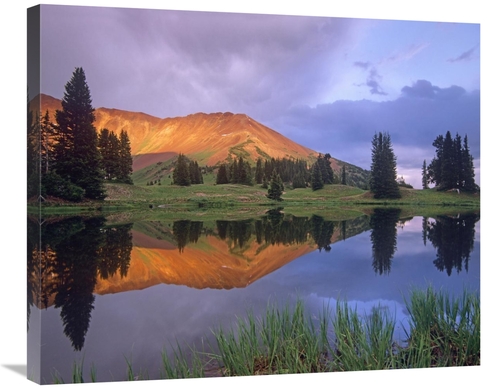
[353,62,387,96]
[447,46,478,63]
[401,80,466,100]
[275,79,479,187]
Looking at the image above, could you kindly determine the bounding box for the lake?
[27,208,480,383]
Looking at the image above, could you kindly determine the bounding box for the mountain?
[35,94,369,184]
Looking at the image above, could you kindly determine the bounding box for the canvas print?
[27,4,480,385]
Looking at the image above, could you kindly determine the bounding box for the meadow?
[33,168,480,221]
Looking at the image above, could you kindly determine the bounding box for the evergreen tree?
[453,133,463,189]
[40,110,55,175]
[255,157,264,184]
[188,160,203,184]
[228,158,238,184]
[98,129,120,180]
[427,131,476,192]
[172,153,191,186]
[422,160,429,189]
[266,169,284,201]
[321,153,335,184]
[216,164,229,184]
[264,159,273,180]
[462,135,476,191]
[311,160,324,191]
[52,67,105,200]
[369,132,401,199]
[237,156,246,184]
[440,131,455,189]
[428,135,443,188]
[261,176,269,189]
[118,129,133,184]
[292,172,307,189]
[27,89,39,199]
[341,165,347,185]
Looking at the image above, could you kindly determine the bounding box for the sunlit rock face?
[35,93,357,172]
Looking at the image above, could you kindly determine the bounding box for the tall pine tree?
[255,157,264,184]
[118,130,133,184]
[311,160,324,191]
[216,164,229,184]
[369,132,401,199]
[52,67,105,200]
[462,135,476,191]
[172,154,191,186]
[266,169,284,201]
[27,89,39,199]
[422,160,429,189]
[341,165,347,185]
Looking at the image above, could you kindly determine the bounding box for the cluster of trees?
[212,153,345,201]
[172,153,204,186]
[310,153,337,191]
[216,156,252,185]
[98,128,133,184]
[369,130,476,198]
[424,131,476,192]
[215,153,342,193]
[27,67,133,202]
[255,157,309,187]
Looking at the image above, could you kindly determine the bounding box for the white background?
[1,1,497,388]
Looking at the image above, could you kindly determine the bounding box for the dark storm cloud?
[277,80,479,185]
[41,6,360,119]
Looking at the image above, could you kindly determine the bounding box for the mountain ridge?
[34,93,369,185]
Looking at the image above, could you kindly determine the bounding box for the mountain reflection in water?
[27,209,479,379]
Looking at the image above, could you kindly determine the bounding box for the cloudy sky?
[36,4,480,187]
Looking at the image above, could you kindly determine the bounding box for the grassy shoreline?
[30,182,479,219]
[49,286,480,384]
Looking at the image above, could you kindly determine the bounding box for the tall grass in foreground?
[330,301,397,371]
[207,287,479,376]
[50,286,479,383]
[397,286,480,368]
[211,301,329,376]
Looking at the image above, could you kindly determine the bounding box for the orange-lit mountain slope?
[36,94,320,170]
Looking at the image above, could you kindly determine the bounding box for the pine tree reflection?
[424,213,479,275]
[98,223,134,279]
[172,220,204,252]
[310,215,335,252]
[27,216,133,351]
[369,208,401,275]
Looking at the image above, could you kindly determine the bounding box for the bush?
[42,172,85,202]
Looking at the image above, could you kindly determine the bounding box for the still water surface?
[27,209,480,383]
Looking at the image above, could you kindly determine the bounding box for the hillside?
[34,93,369,185]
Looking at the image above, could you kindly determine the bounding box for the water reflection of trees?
[212,211,370,253]
[27,216,133,351]
[370,208,402,275]
[172,220,204,252]
[423,213,479,276]
[159,213,371,255]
